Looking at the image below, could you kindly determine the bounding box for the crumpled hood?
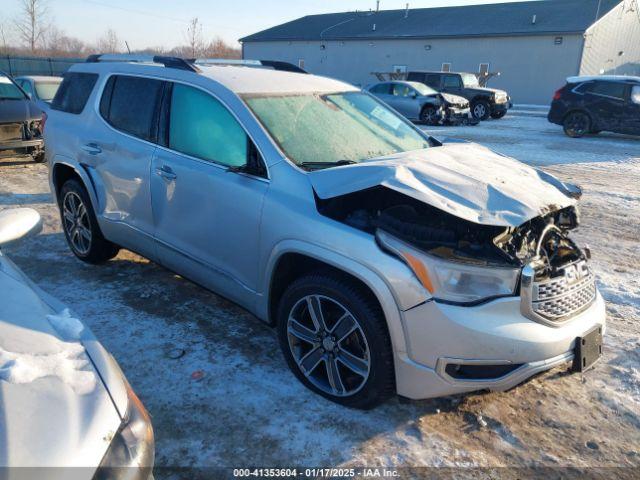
[0,99,42,124]
[0,265,120,467]
[466,86,507,96]
[309,143,579,227]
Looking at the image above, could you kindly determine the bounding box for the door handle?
[155,166,177,181]
[81,143,102,155]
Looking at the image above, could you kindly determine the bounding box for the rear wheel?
[277,273,394,409]
[419,105,439,125]
[59,179,119,264]
[471,100,491,120]
[563,111,591,138]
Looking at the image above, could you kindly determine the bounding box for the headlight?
[94,374,154,480]
[376,230,520,304]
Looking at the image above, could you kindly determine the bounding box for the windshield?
[461,73,479,87]
[409,82,437,96]
[35,81,61,102]
[244,92,430,169]
[0,77,26,100]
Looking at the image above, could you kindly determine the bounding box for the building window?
[392,65,407,74]
[298,59,305,69]
[441,62,451,72]
[479,63,490,75]
[554,36,563,45]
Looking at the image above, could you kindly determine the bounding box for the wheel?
[277,273,394,409]
[490,110,507,119]
[59,179,119,264]
[419,105,439,125]
[563,111,591,138]
[471,100,491,120]
[31,150,45,163]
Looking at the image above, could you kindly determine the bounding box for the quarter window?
[100,75,164,142]
[168,84,247,168]
[51,72,98,114]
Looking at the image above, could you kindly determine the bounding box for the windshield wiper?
[298,159,357,170]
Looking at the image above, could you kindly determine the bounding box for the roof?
[567,75,640,84]
[14,75,62,82]
[71,61,357,95]
[240,0,620,43]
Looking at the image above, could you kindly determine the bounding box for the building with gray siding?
[241,0,635,104]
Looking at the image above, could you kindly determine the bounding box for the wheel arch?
[51,160,98,208]
[260,241,409,356]
[562,108,593,125]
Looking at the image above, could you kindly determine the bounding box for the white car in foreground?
[0,208,154,478]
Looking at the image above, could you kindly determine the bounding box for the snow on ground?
[0,114,639,475]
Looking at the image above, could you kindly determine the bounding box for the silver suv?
[46,55,606,409]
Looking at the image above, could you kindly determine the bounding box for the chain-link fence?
[0,55,84,77]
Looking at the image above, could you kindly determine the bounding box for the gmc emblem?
[563,261,590,285]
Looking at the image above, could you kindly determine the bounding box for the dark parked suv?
[0,71,44,162]
[548,76,640,138]
[407,71,511,120]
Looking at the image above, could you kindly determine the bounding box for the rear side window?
[587,81,627,100]
[392,83,411,97]
[443,75,462,88]
[168,83,247,168]
[100,75,164,142]
[406,72,424,83]
[51,72,98,114]
[424,74,441,89]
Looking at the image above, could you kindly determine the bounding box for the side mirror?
[0,208,42,248]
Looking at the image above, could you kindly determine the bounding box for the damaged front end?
[317,185,595,322]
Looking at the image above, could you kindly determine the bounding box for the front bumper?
[0,138,43,151]
[394,290,606,399]
[443,106,471,124]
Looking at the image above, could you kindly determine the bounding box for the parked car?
[548,75,640,138]
[46,55,605,409]
[14,75,63,111]
[0,207,154,476]
[407,71,512,120]
[367,81,471,125]
[0,71,44,162]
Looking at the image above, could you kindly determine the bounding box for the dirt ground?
[0,114,639,477]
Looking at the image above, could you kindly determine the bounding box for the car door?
[150,82,269,307]
[83,74,163,259]
[584,81,628,132]
[389,83,419,120]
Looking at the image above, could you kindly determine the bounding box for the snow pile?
[46,308,84,340]
[0,339,96,395]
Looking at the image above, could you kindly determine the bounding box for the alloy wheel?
[473,103,487,119]
[286,295,371,397]
[420,107,438,125]
[62,191,92,255]
[565,112,589,137]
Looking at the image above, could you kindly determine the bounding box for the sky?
[2,0,536,49]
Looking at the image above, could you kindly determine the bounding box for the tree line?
[0,0,241,59]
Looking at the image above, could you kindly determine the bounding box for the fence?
[0,55,84,77]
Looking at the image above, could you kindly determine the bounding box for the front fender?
[259,239,421,356]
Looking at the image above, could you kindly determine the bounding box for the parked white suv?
[45,55,605,409]
[0,208,154,475]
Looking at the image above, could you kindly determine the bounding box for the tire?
[563,111,591,138]
[59,179,119,264]
[490,110,507,119]
[31,150,45,163]
[471,100,491,120]
[277,273,394,409]
[419,105,439,125]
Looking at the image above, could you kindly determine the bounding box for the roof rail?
[85,54,201,73]
[194,58,307,74]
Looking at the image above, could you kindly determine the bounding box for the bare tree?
[184,17,204,58]
[203,36,241,59]
[0,18,11,54]
[96,28,120,53]
[14,0,49,53]
[44,25,85,57]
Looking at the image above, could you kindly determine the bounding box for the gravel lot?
[1,113,639,476]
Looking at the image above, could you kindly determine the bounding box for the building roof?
[240,0,620,43]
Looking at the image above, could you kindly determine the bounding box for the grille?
[531,267,596,321]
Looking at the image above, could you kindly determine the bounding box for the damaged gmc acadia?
[46,56,606,409]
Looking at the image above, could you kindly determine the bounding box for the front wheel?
[563,111,591,138]
[419,105,440,125]
[490,110,507,119]
[277,273,394,409]
[471,100,491,120]
[59,179,119,264]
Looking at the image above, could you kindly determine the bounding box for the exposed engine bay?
[316,186,586,280]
